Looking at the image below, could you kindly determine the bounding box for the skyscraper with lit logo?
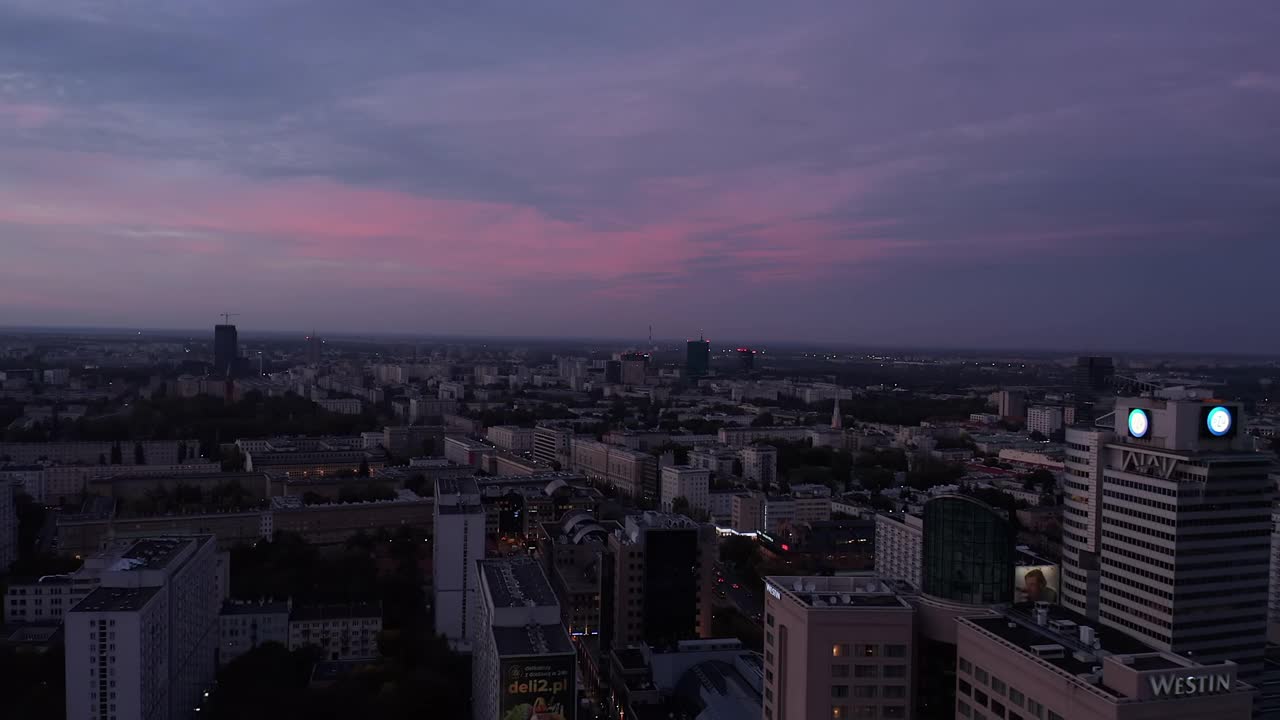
[1062,397,1273,681]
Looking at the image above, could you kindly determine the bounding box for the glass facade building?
[922,495,1015,605]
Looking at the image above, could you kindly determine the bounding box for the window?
[883,685,906,699]
[991,700,1006,718]
[857,644,880,658]
[832,706,848,719]
[974,666,989,684]
[1047,713,1063,720]
[767,613,774,627]
[832,686,850,698]
[959,701,972,718]
[974,690,989,707]
[959,657,972,674]
[991,677,1006,695]
[833,643,850,657]
[885,644,907,658]
[853,686,878,699]
[1027,700,1044,719]
[883,665,906,679]
[1008,688,1024,707]
[883,707,905,719]
[832,664,850,678]
[854,665,879,679]
[958,678,972,696]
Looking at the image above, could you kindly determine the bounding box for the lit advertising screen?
[500,655,576,720]
[1014,564,1060,604]
[1200,405,1237,438]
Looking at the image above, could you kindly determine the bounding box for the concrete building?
[1026,405,1064,437]
[620,353,648,386]
[764,486,832,533]
[957,603,1254,720]
[445,436,498,470]
[689,446,738,479]
[739,444,778,489]
[719,426,808,447]
[1062,399,1273,680]
[660,466,710,514]
[609,512,716,648]
[763,574,915,720]
[686,337,710,379]
[537,513,619,646]
[288,602,381,661]
[874,511,924,589]
[0,477,14,572]
[571,439,657,501]
[486,426,534,453]
[472,556,576,720]
[731,492,766,534]
[608,639,763,720]
[64,536,220,720]
[996,390,1026,420]
[218,600,290,666]
[532,425,574,469]
[434,477,485,651]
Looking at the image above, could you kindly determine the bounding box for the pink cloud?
[0,103,59,129]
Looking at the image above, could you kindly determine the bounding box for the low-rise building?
[486,426,534,453]
[739,444,778,489]
[288,602,382,661]
[660,466,710,514]
[219,600,290,666]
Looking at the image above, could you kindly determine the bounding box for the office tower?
[995,390,1026,420]
[434,477,486,651]
[608,512,716,648]
[921,495,1015,605]
[1061,398,1273,680]
[619,353,648,386]
[660,466,710,514]
[0,478,14,572]
[65,536,219,720]
[213,324,238,377]
[686,336,710,379]
[473,556,576,720]
[604,360,622,384]
[763,575,915,720]
[533,425,574,469]
[1062,426,1109,619]
[737,347,755,372]
[1027,406,1064,436]
[1074,356,1115,394]
[874,511,924,589]
[957,604,1254,720]
[304,332,322,365]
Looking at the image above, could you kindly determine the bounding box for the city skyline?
[3,2,1280,352]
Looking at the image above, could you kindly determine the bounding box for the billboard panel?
[1014,564,1060,604]
[500,655,576,720]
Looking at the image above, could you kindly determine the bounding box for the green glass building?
[922,495,1014,605]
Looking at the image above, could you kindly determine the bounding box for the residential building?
[689,446,738,479]
[609,512,716,648]
[472,556,576,720]
[660,466,710,514]
[1027,406,1064,437]
[1061,398,1274,681]
[719,426,808,447]
[288,602,381,661]
[996,390,1026,420]
[957,603,1253,720]
[874,511,924,589]
[763,574,915,720]
[218,600,290,666]
[486,426,534,453]
[532,425,574,469]
[64,536,220,720]
[571,439,657,501]
[731,492,766,534]
[739,444,778,489]
[0,478,14,572]
[434,477,485,651]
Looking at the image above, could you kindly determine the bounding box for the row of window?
[957,656,1062,720]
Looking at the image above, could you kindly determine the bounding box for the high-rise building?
[604,359,622,384]
[608,512,716,648]
[957,603,1254,720]
[1062,398,1273,680]
[619,353,648,386]
[304,332,323,365]
[1026,405,1064,437]
[874,511,924,589]
[0,478,15,572]
[686,336,710,379]
[64,536,219,720]
[533,425,574,469]
[472,556,576,720]
[763,574,915,720]
[739,444,778,490]
[434,477,486,651]
[921,495,1015,606]
[737,347,755,372]
[1074,356,1115,394]
[660,465,710,514]
[213,324,239,378]
[996,390,1026,420]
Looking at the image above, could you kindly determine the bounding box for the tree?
[358,458,371,477]
[110,442,123,465]
[671,496,691,516]
[750,412,775,427]
[1028,430,1047,442]
[134,442,146,465]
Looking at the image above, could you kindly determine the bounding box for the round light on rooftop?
[1206,406,1233,437]
[1127,408,1150,438]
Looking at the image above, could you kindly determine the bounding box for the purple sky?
[2,2,1279,351]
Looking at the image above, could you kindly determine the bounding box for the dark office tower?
[1073,356,1114,394]
[737,347,755,372]
[213,324,239,377]
[922,495,1015,605]
[685,335,710,379]
[608,512,715,649]
[604,360,622,384]
[305,332,322,365]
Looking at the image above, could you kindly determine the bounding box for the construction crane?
[219,313,240,324]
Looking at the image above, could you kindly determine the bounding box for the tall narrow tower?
[831,398,843,430]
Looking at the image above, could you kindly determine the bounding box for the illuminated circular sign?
[1206,406,1233,437]
[1127,408,1150,438]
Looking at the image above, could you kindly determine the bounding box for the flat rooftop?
[492,623,574,658]
[479,556,558,609]
[965,603,1155,679]
[767,575,915,610]
[290,602,381,622]
[436,477,480,496]
[72,586,161,613]
[222,600,290,616]
[118,537,193,570]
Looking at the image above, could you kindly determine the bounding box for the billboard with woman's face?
[1015,564,1059,604]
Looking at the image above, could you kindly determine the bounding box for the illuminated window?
[832,643,850,657]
